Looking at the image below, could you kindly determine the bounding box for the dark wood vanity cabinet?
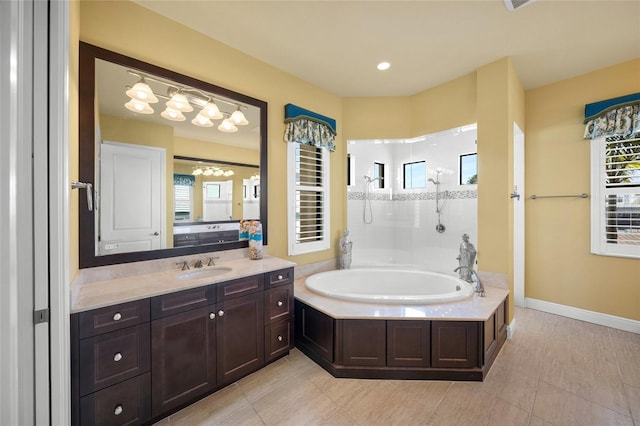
[71,267,294,425]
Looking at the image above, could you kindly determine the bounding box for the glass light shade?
[191,113,213,128]
[192,168,203,176]
[218,118,238,133]
[161,107,186,122]
[125,81,158,103]
[202,102,223,120]
[223,170,234,177]
[124,99,154,114]
[230,109,249,125]
[213,169,224,176]
[203,168,214,176]
[166,92,193,112]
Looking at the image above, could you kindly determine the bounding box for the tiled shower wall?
[347,126,478,273]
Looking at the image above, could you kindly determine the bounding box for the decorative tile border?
[348,190,477,201]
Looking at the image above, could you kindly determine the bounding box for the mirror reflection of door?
[99,141,166,254]
[203,181,232,221]
[243,178,260,219]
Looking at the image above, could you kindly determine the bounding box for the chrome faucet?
[175,260,190,271]
[194,259,204,268]
[207,256,220,266]
[454,266,485,297]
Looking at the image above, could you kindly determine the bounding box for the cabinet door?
[341,320,386,367]
[151,306,216,417]
[387,320,430,367]
[216,292,265,384]
[431,321,480,369]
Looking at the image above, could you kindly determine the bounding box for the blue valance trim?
[174,174,195,186]
[584,93,640,123]
[284,103,336,152]
[285,103,336,133]
[583,93,640,141]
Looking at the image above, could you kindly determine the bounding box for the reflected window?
[373,162,385,189]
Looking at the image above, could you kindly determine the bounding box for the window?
[373,162,385,189]
[591,136,640,258]
[460,153,477,185]
[288,142,330,255]
[174,184,192,221]
[403,161,426,189]
[204,183,221,199]
[347,153,354,186]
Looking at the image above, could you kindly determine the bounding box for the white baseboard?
[506,317,516,339]
[525,298,640,334]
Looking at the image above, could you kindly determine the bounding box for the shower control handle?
[510,186,521,200]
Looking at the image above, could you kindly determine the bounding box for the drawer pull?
[277,275,283,280]
[113,352,123,362]
[209,312,216,320]
[114,405,123,416]
[218,310,224,317]
[112,312,122,321]
[277,335,283,342]
[277,300,283,307]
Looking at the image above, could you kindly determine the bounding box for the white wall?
[347,126,478,273]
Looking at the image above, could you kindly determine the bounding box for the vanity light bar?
[125,70,249,130]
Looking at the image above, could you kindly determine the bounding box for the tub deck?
[294,271,509,381]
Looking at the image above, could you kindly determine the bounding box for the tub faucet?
[454,266,485,297]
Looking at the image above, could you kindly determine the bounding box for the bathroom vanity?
[70,257,294,425]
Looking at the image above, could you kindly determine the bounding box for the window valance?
[284,103,336,152]
[174,174,195,186]
[583,93,640,140]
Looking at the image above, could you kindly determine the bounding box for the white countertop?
[294,271,509,321]
[71,256,295,313]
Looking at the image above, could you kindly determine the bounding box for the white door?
[203,180,233,221]
[99,141,166,254]
[513,124,525,307]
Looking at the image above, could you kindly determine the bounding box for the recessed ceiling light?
[377,61,391,71]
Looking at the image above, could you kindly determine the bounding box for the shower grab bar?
[529,193,589,200]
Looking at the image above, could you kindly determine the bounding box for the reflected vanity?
[78,42,268,268]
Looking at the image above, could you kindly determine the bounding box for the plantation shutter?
[174,185,191,218]
[602,137,640,246]
[295,143,325,244]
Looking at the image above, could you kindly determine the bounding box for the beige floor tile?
[153,418,171,426]
[527,415,553,426]
[624,384,640,422]
[481,363,538,412]
[485,397,530,426]
[237,357,305,403]
[539,355,630,416]
[168,384,259,426]
[492,338,545,380]
[313,377,373,408]
[532,381,634,426]
[256,389,338,426]
[318,407,359,426]
[427,382,493,426]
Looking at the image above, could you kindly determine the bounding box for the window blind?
[294,144,325,244]
[174,185,191,213]
[602,137,640,246]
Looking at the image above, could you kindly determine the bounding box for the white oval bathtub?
[305,268,474,304]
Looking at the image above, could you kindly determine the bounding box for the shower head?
[364,175,380,183]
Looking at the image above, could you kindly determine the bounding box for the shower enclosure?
[347,125,478,273]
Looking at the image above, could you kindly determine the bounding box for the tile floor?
[154,307,639,425]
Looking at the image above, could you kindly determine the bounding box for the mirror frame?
[79,42,268,268]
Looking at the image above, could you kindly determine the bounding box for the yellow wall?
[525,58,640,321]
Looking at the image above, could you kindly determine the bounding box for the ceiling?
[133,0,640,98]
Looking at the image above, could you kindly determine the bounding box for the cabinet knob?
[209,312,216,320]
[277,335,283,342]
[277,275,283,280]
[114,405,123,416]
[113,352,123,362]
[112,312,122,321]
[277,300,283,307]
[218,310,224,317]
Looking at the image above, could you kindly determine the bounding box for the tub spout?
[453,266,485,297]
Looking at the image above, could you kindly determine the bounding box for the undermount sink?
[176,266,233,280]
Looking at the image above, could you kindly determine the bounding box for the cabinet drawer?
[151,285,215,319]
[265,319,292,361]
[216,274,264,300]
[78,299,149,339]
[266,268,293,288]
[173,233,199,247]
[264,284,293,324]
[79,324,150,396]
[80,373,150,426]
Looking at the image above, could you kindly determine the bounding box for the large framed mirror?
[79,42,268,268]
